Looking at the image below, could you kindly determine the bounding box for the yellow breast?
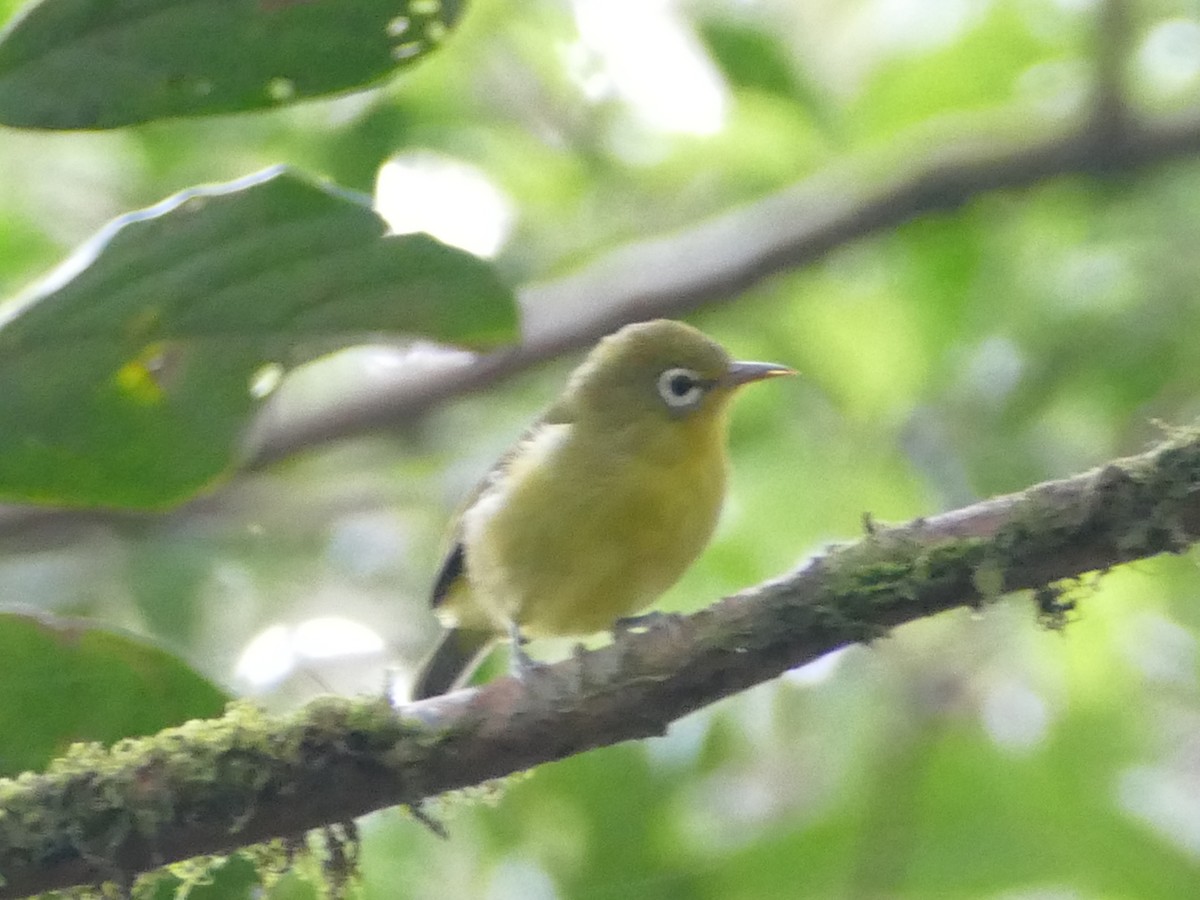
[457,414,728,638]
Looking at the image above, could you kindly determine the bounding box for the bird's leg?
[507,621,541,679]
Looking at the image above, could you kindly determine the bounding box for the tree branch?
[243,100,1200,470]
[7,102,1200,542]
[4,427,1200,898]
[1091,0,1132,135]
[7,19,1200,540]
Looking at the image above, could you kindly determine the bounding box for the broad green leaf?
[0,166,518,507]
[0,0,462,129]
[0,610,228,777]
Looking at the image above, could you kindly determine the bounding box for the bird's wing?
[429,542,467,609]
[430,397,576,609]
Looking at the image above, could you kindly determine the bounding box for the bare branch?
[5,97,1200,539]
[1091,0,1132,134]
[245,107,1200,471]
[3,427,1200,898]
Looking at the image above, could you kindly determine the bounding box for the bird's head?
[564,319,794,433]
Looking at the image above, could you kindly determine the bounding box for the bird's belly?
[465,440,726,638]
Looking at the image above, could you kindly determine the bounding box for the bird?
[410,319,794,700]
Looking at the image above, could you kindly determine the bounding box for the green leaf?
[185,853,261,900]
[142,852,273,899]
[0,0,463,129]
[264,871,320,900]
[0,610,228,777]
[849,4,1051,140]
[144,872,186,900]
[0,166,518,508]
[698,20,802,99]
[697,17,839,137]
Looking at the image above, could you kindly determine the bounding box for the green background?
[1,0,1199,897]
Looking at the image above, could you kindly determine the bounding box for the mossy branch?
[4,428,1200,898]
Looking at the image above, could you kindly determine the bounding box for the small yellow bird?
[411,319,793,699]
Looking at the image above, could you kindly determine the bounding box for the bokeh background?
[2,0,1200,897]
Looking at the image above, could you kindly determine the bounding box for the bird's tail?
[411,627,495,700]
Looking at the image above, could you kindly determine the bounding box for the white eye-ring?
[657,367,706,410]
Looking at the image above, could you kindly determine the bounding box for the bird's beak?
[723,361,796,388]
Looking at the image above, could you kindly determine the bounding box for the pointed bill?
[723,361,796,387]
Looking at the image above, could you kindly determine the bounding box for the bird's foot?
[613,610,677,634]
[507,622,545,681]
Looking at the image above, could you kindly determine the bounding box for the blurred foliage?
[0,611,227,776]
[1,0,1200,898]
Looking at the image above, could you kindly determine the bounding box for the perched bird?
[411,319,794,700]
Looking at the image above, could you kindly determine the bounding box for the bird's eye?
[657,367,705,410]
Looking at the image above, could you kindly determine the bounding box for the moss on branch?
[4,428,1200,898]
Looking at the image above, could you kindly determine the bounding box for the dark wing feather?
[430,542,466,609]
[428,395,577,610]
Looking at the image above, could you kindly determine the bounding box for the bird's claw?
[613,610,674,634]
[507,622,544,680]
